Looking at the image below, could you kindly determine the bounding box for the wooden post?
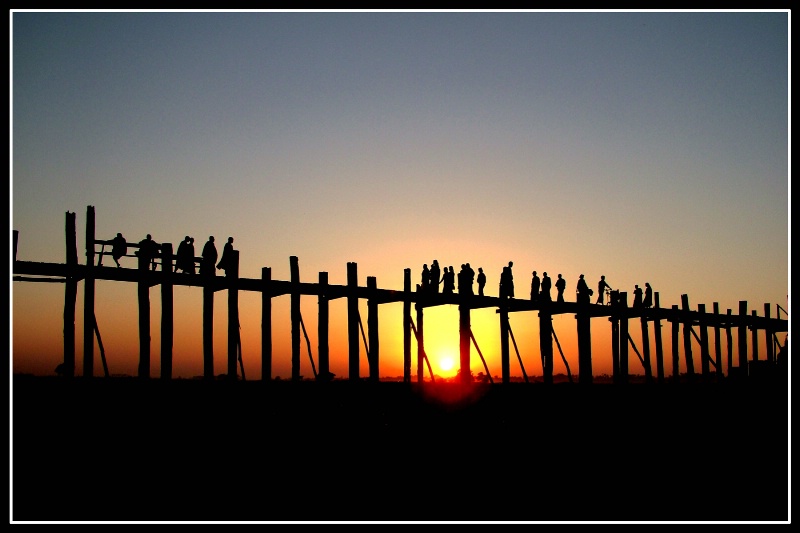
[291,256,301,381]
[403,268,411,383]
[262,267,272,381]
[161,243,174,380]
[13,229,18,262]
[681,294,695,379]
[640,308,651,384]
[671,305,680,383]
[367,276,379,382]
[611,301,620,384]
[713,303,722,382]
[138,242,150,379]
[698,303,710,380]
[347,262,359,381]
[228,250,240,380]
[318,271,329,380]
[738,301,748,377]
[500,303,509,384]
[416,303,424,383]
[750,310,759,364]
[726,309,733,377]
[539,305,553,385]
[461,302,472,384]
[654,293,665,384]
[63,212,77,377]
[203,274,214,380]
[764,303,773,363]
[577,299,592,384]
[83,205,95,378]
[619,292,628,384]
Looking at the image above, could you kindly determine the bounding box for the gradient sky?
[11,10,790,380]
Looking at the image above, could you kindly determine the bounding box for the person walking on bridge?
[596,275,612,305]
[201,236,218,277]
[541,272,552,302]
[555,274,566,303]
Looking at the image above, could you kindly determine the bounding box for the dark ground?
[11,375,789,523]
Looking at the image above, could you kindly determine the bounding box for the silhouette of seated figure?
[110,233,127,268]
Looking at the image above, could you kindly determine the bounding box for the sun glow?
[439,354,455,373]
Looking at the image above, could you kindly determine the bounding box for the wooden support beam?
[367,276,379,382]
[671,305,680,383]
[161,243,174,380]
[619,292,629,384]
[83,205,96,378]
[750,310,759,364]
[539,303,553,385]
[681,294,695,380]
[291,256,301,381]
[347,262,359,381]
[726,309,733,377]
[640,308,652,384]
[764,303,774,363]
[577,298,592,385]
[228,250,240,380]
[403,268,411,383]
[416,302,424,383]
[460,302,472,384]
[261,267,272,381]
[610,302,620,384]
[738,301,748,377]
[318,271,329,380]
[64,212,77,378]
[138,245,150,379]
[500,303,509,384]
[698,303,710,380]
[713,303,723,382]
[203,277,214,380]
[654,293,665,384]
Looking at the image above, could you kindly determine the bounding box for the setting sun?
[438,354,455,373]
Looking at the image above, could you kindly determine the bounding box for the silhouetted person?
[457,264,473,296]
[111,232,127,268]
[175,236,193,274]
[555,274,566,303]
[596,275,612,305]
[420,264,430,293]
[187,237,196,275]
[540,272,552,302]
[449,266,456,293]
[137,234,160,271]
[530,271,540,302]
[430,260,441,294]
[576,274,591,304]
[499,261,514,298]
[633,284,643,308]
[442,266,455,295]
[217,237,235,274]
[201,236,218,277]
[643,282,653,308]
[477,267,486,296]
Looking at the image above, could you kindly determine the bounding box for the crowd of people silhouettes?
[106,232,237,279]
[110,242,654,304]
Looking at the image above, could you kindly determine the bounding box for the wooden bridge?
[13,206,788,385]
